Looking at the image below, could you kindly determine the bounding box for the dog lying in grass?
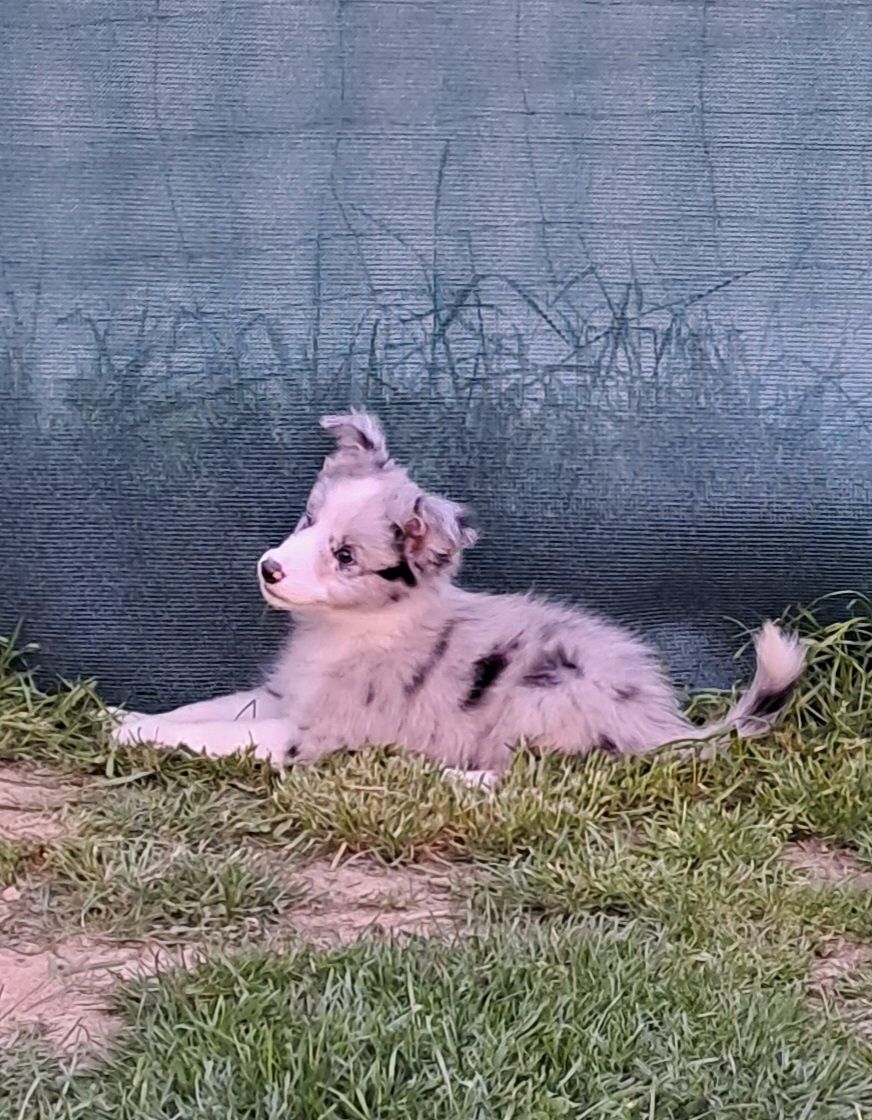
[114,411,805,785]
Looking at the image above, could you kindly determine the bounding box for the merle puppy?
[114,412,805,785]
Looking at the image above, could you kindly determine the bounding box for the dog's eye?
[334,545,355,567]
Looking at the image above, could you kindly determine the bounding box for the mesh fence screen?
[1,0,870,705]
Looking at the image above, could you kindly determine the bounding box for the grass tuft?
[36,835,293,941]
[0,837,39,886]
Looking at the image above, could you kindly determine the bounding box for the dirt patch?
[0,766,188,1056]
[0,937,193,1054]
[810,938,872,1041]
[289,856,463,944]
[0,765,80,843]
[0,764,463,1051]
[0,852,463,1055]
[784,839,872,890]
[787,841,872,1040]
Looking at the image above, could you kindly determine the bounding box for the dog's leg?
[112,716,295,768]
[151,688,285,724]
[111,687,284,727]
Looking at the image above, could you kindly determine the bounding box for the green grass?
[0,837,37,886]
[0,595,870,1117]
[34,835,294,941]
[472,799,872,947]
[2,921,872,1120]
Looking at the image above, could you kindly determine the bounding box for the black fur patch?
[376,560,417,587]
[406,622,454,696]
[521,645,582,688]
[285,743,300,761]
[596,735,621,756]
[750,682,795,718]
[462,649,509,709]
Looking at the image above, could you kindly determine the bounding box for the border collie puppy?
[115,412,805,785]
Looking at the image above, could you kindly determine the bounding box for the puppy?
[115,411,805,785]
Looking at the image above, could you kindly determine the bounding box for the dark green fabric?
[1,1,869,705]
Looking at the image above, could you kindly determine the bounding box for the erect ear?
[319,411,389,466]
[403,493,478,571]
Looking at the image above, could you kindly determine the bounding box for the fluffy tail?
[702,621,806,742]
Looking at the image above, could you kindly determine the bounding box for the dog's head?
[258,412,478,612]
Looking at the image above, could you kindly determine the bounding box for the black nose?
[260,557,284,585]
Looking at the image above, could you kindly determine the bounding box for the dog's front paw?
[280,735,340,770]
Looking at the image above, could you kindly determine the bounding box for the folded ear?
[404,494,478,572]
[320,411,389,466]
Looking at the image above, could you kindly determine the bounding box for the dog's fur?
[114,411,806,782]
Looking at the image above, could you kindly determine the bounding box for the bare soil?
[0,763,462,1052]
[0,766,78,843]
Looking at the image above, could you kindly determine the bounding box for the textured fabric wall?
[1,0,870,707]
